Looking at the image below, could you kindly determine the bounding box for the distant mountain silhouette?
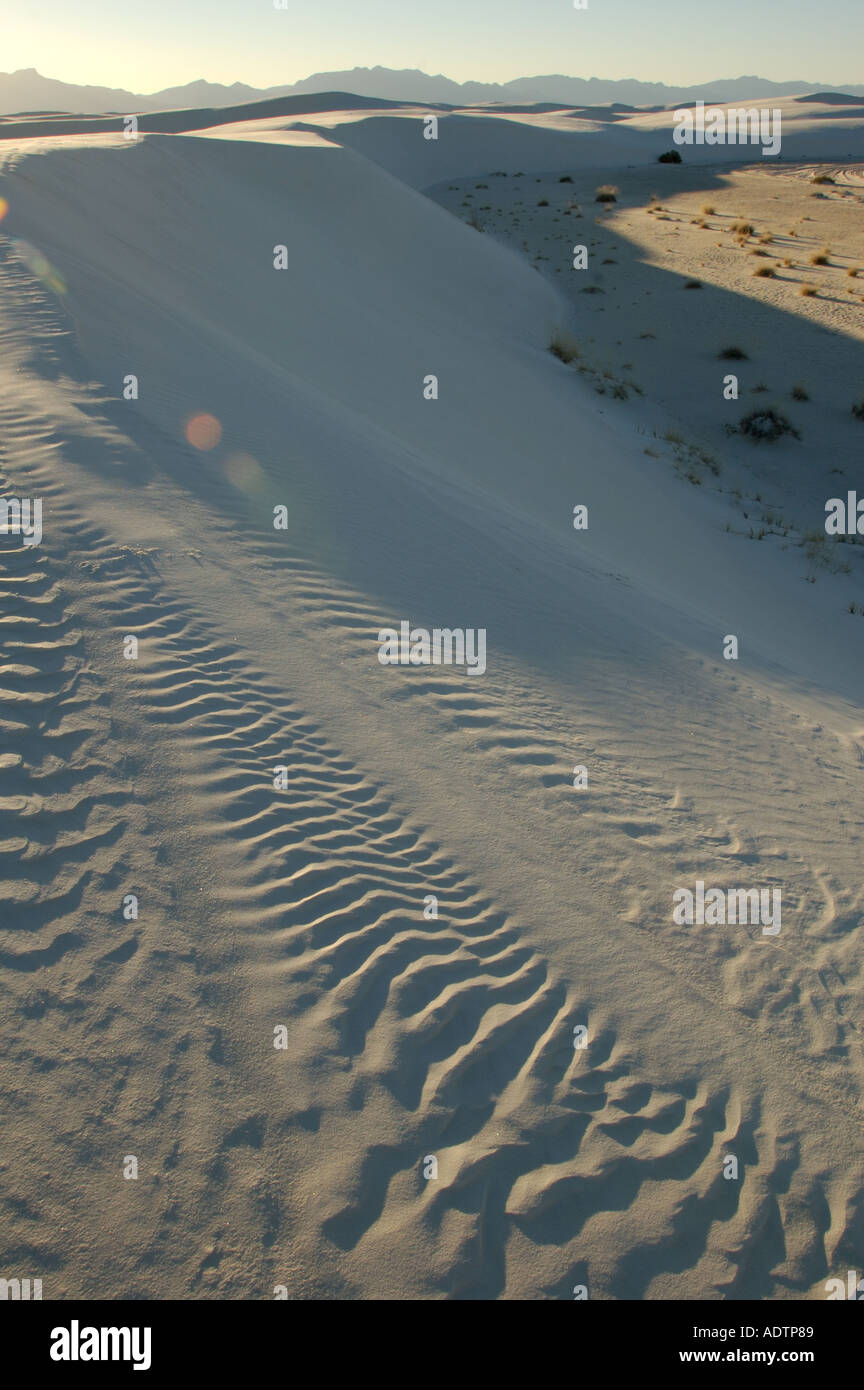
[795,91,864,104]
[1,65,863,116]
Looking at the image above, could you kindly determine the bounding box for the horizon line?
[5,65,864,97]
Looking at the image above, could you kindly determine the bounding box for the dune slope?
[0,116,863,1299]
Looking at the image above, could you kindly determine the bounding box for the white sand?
[1,96,863,1299]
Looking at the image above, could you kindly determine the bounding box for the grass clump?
[753,265,776,277]
[549,331,581,364]
[719,345,748,360]
[799,283,818,297]
[658,150,682,163]
[738,408,800,443]
[791,384,810,401]
[595,184,619,203]
[809,247,831,266]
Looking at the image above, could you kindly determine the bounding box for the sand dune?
[1,95,863,1299]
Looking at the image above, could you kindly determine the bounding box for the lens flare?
[223,452,266,493]
[0,198,9,223]
[184,413,222,451]
[12,239,66,295]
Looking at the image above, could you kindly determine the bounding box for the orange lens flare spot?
[0,199,9,222]
[185,413,222,451]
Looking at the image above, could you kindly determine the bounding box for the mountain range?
[2,65,864,116]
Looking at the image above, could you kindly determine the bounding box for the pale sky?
[5,0,864,94]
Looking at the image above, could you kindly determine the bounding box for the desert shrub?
[847,266,860,277]
[559,175,573,183]
[852,398,864,421]
[810,173,835,184]
[595,185,619,203]
[753,265,776,277]
[791,384,809,401]
[701,203,715,214]
[684,279,703,288]
[738,408,800,442]
[549,331,580,363]
[731,219,755,238]
[799,283,818,296]
[658,150,682,163]
[809,247,831,265]
[719,346,748,360]
[537,198,549,206]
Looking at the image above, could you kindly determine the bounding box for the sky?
[4,0,864,94]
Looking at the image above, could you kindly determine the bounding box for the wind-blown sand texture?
[0,93,863,1299]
